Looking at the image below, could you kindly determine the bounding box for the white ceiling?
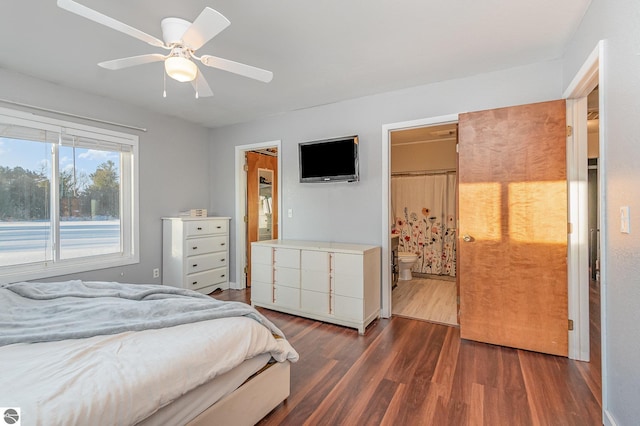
[0,1,591,129]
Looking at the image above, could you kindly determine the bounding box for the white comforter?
[0,316,298,426]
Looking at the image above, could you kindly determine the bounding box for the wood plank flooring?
[211,289,602,426]
[392,278,458,326]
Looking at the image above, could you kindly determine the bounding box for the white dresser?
[162,217,231,294]
[251,240,381,334]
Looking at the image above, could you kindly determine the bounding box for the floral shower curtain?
[391,173,457,276]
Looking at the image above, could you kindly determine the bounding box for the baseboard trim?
[604,408,618,426]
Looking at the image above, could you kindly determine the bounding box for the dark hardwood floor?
[211,288,602,425]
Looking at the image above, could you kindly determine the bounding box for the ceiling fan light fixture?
[165,56,198,82]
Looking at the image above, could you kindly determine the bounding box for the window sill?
[0,254,140,285]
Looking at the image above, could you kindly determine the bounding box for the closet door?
[458,99,568,356]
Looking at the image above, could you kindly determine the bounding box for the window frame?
[0,107,139,283]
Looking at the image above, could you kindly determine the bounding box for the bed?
[0,280,299,426]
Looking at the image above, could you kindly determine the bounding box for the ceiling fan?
[57,0,273,98]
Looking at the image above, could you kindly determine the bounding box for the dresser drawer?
[252,245,273,265]
[253,263,274,284]
[185,267,228,291]
[187,236,227,256]
[185,219,228,237]
[251,281,273,304]
[334,295,363,320]
[301,250,330,271]
[186,252,227,274]
[274,266,300,288]
[274,285,300,309]
[274,248,300,269]
[333,253,364,298]
[301,289,330,315]
[301,269,330,293]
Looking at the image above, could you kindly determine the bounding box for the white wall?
[0,69,211,285]
[208,60,564,285]
[563,0,640,424]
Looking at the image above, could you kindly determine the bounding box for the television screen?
[299,136,359,182]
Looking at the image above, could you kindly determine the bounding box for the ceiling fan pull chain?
[163,69,167,98]
[195,71,199,99]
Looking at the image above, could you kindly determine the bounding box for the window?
[0,107,139,283]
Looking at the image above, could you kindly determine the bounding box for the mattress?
[0,316,298,425]
[139,352,272,426]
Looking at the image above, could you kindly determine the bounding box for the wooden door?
[246,151,278,287]
[458,100,568,356]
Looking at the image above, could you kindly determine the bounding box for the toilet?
[397,252,418,280]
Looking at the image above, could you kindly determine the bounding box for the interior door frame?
[563,41,607,360]
[234,140,282,290]
[381,114,458,318]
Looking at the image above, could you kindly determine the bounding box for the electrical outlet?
[153,268,160,278]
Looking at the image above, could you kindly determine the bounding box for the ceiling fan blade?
[57,0,167,48]
[191,69,214,98]
[98,54,166,70]
[181,7,230,51]
[200,55,273,83]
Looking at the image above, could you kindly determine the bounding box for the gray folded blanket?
[0,280,284,346]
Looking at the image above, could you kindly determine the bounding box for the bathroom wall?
[391,139,457,173]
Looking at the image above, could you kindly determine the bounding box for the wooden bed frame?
[187,360,290,426]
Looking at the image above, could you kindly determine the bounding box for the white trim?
[563,41,602,360]
[380,114,459,318]
[565,97,590,361]
[234,140,282,290]
[563,40,606,423]
[563,43,601,99]
[604,409,618,426]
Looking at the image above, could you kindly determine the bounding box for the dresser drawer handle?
[192,246,198,250]
[220,242,226,246]
[216,226,222,229]
[220,258,225,262]
[192,264,198,267]
[197,227,203,231]
[192,281,198,285]
[221,274,225,278]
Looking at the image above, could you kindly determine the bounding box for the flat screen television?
[298,135,359,183]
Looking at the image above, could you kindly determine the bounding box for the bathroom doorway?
[390,123,458,326]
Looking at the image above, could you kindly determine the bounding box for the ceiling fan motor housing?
[161,17,191,46]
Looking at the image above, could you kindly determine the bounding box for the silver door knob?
[463,234,472,242]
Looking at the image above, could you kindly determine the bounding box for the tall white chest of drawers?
[251,240,381,334]
[162,217,230,294]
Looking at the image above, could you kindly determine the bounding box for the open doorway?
[234,140,281,290]
[389,123,458,326]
